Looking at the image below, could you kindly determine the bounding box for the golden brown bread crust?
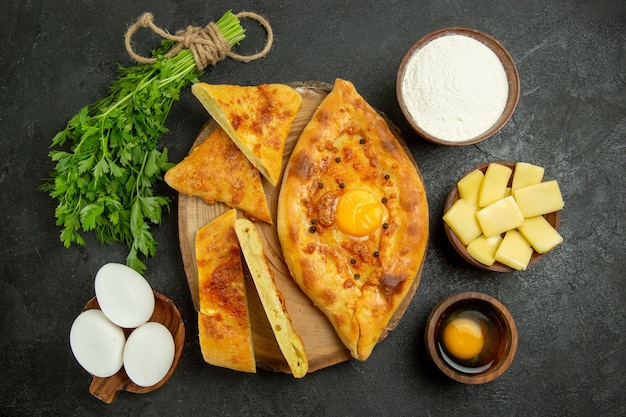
[196,209,256,373]
[235,219,308,378]
[191,83,302,186]
[164,126,272,224]
[277,79,429,360]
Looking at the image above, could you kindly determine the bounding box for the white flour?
[401,34,509,142]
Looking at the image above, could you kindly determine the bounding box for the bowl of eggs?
[443,161,564,272]
[425,292,518,384]
[396,27,520,145]
[69,263,185,403]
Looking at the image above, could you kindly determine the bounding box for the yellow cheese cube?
[443,198,482,245]
[511,162,544,192]
[478,163,513,207]
[476,196,525,238]
[466,234,503,266]
[518,216,563,253]
[513,180,564,218]
[495,230,534,271]
[457,169,484,206]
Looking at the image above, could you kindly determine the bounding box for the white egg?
[123,322,175,387]
[69,309,125,378]
[95,263,155,328]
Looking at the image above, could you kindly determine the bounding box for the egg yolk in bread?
[335,189,384,237]
[442,316,484,360]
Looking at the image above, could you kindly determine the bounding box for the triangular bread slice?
[234,218,308,378]
[191,82,302,186]
[196,209,256,373]
[164,126,272,224]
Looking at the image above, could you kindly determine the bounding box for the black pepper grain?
[318,182,324,189]
[335,157,341,163]
[359,138,366,144]
[384,174,390,180]
[354,273,361,279]
[382,197,388,203]
[350,259,357,264]
[373,251,379,257]
[339,183,345,188]
[309,226,317,233]
[382,223,389,229]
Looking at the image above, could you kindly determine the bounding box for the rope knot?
[175,22,231,69]
[138,12,155,27]
[124,11,273,70]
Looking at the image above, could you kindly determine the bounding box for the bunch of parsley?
[42,11,245,273]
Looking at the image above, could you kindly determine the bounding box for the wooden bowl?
[425,292,518,384]
[444,161,561,272]
[396,27,520,145]
[82,291,185,403]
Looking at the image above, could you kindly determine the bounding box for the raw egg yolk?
[335,189,384,237]
[442,317,484,360]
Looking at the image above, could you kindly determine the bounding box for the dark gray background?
[2,1,624,416]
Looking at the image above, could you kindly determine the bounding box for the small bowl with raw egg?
[69,263,185,403]
[396,27,520,145]
[425,292,518,384]
[443,161,564,272]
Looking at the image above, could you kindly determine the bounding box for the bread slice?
[165,126,272,224]
[191,83,302,186]
[196,209,256,373]
[234,218,308,378]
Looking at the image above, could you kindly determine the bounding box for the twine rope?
[124,11,273,70]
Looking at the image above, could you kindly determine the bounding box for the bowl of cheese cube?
[443,161,564,272]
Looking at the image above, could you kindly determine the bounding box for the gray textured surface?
[1,1,625,416]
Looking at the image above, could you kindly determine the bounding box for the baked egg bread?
[277,79,429,360]
[191,82,302,186]
[165,126,272,224]
[196,209,256,373]
[235,218,308,378]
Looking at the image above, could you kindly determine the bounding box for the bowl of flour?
[397,27,520,145]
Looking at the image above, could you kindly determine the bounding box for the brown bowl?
[444,161,561,272]
[396,27,520,145]
[82,291,185,403]
[425,292,518,384]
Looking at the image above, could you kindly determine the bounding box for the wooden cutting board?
[177,81,427,374]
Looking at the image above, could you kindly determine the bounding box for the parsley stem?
[158,52,196,87]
